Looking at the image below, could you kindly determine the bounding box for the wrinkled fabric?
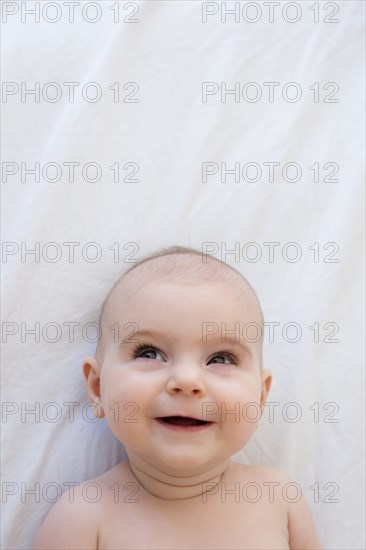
[2,2,364,549]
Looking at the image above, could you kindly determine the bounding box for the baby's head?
[83,246,272,476]
[96,246,265,364]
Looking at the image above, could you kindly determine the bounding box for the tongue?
[162,416,205,426]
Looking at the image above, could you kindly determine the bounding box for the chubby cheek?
[218,407,259,457]
[100,373,150,442]
[216,382,262,448]
[101,368,142,408]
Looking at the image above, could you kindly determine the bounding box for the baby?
[33,246,323,550]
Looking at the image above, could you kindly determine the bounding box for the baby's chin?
[134,446,232,479]
[153,441,253,476]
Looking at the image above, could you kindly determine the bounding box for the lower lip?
[155,419,214,432]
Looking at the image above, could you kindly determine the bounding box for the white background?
[1,1,365,549]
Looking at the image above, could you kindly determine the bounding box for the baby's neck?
[126,454,230,500]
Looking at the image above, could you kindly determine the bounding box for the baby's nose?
[165,363,206,396]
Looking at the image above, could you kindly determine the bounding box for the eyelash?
[132,342,161,360]
[131,342,239,365]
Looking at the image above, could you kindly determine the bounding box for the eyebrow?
[118,329,161,348]
[118,329,253,357]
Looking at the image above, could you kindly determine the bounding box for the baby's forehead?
[96,254,263,361]
[101,254,262,325]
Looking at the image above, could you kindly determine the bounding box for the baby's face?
[93,278,271,476]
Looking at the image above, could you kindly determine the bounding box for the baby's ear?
[82,356,102,402]
[259,369,272,412]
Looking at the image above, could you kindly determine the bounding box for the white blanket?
[2,1,365,549]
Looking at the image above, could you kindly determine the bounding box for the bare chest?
[98,498,289,550]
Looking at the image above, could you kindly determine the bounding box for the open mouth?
[158,416,210,426]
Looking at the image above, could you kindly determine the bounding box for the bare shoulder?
[228,461,291,484]
[285,482,324,550]
[228,462,323,550]
[32,464,129,550]
[32,482,97,549]
[253,466,324,550]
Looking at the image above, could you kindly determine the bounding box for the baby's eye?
[132,344,164,361]
[208,352,238,366]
